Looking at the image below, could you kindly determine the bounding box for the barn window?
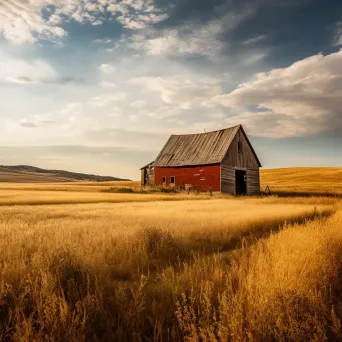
[170,176,175,184]
[162,176,166,183]
[238,141,243,154]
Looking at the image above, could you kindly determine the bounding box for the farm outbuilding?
[140,125,262,195]
[140,161,154,186]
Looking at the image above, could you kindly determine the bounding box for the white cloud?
[100,81,116,88]
[244,52,267,64]
[212,50,342,137]
[26,101,97,134]
[107,0,168,30]
[93,38,112,44]
[130,100,147,108]
[88,92,127,107]
[129,8,254,58]
[7,76,36,84]
[131,22,223,58]
[128,114,138,122]
[99,63,116,74]
[243,35,266,45]
[0,51,57,83]
[334,21,342,46]
[128,76,222,110]
[19,120,38,128]
[0,0,168,44]
[143,106,182,119]
[48,14,62,25]
[0,1,67,44]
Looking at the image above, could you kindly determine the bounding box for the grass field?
[261,167,342,195]
[0,189,211,206]
[0,170,342,341]
[1,167,341,196]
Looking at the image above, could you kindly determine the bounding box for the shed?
[140,161,154,186]
[140,125,262,195]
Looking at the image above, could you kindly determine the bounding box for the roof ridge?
[170,124,241,137]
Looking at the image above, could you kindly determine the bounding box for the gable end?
[222,126,262,168]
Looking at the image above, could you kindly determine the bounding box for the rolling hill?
[0,165,129,183]
[261,167,342,195]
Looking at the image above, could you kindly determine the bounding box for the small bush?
[102,186,180,194]
[160,187,179,193]
[102,187,135,193]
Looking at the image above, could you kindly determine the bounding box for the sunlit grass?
[0,189,212,206]
[261,167,342,195]
[0,180,140,192]
[0,195,337,341]
[176,208,342,341]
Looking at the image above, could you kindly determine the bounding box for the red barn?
[140,125,262,195]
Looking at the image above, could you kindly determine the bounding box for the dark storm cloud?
[229,0,342,67]
[155,0,313,28]
[152,0,342,68]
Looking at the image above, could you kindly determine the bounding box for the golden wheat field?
[261,167,342,195]
[0,178,342,341]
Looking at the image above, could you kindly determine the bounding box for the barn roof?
[153,124,261,167]
[140,161,154,170]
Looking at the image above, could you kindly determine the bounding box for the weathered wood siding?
[141,169,145,186]
[221,166,260,195]
[221,165,235,195]
[141,167,154,186]
[220,127,260,195]
[146,168,154,186]
[222,128,260,169]
[246,169,260,195]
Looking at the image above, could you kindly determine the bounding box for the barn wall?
[154,165,221,191]
[221,127,260,196]
[246,169,260,196]
[141,169,145,186]
[221,166,260,195]
[221,165,235,195]
[222,128,260,169]
[141,167,154,186]
[146,168,154,186]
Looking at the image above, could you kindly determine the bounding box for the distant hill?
[261,167,342,195]
[0,165,129,183]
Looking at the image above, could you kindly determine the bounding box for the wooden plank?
[222,128,260,169]
[221,166,260,196]
[141,170,145,186]
[247,169,260,195]
[221,165,235,195]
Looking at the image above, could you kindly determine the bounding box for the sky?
[0,0,341,180]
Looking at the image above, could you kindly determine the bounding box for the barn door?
[235,170,247,195]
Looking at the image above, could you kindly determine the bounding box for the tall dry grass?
[261,167,342,195]
[0,196,337,341]
[176,209,342,341]
[0,181,140,193]
[0,189,212,206]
